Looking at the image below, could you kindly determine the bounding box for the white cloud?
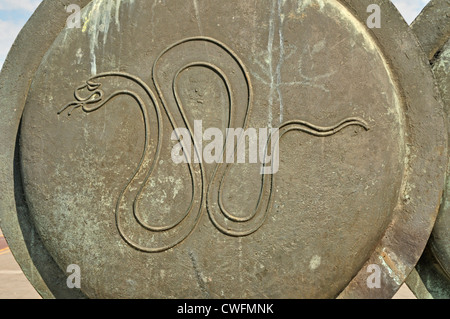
[0,0,42,12]
[0,0,42,68]
[390,0,430,24]
[0,19,23,67]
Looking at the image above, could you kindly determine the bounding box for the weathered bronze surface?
[408,0,450,299]
[0,0,446,299]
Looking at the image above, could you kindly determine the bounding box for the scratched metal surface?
[0,0,446,298]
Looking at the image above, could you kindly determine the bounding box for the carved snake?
[58,36,369,252]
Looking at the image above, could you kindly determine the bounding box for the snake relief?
[58,36,369,252]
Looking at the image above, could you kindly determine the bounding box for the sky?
[0,0,432,69]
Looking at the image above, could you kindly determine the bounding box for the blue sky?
[0,0,431,69]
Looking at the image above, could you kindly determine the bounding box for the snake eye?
[87,81,101,91]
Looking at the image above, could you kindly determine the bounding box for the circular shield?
[0,0,446,299]
[407,0,450,299]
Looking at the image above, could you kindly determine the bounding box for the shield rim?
[407,0,450,299]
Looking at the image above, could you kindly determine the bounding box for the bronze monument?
[0,0,446,299]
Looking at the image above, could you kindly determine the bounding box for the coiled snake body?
[58,37,369,252]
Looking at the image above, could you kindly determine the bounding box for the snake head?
[58,79,103,116]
